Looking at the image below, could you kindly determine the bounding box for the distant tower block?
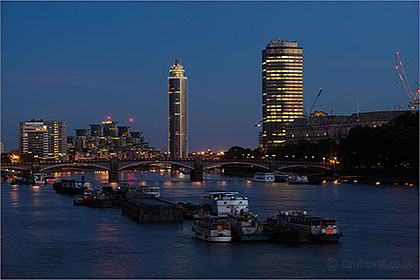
[168,58,188,158]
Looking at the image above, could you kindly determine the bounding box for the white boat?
[139,186,160,197]
[200,191,249,217]
[33,173,45,184]
[252,172,275,182]
[192,216,232,242]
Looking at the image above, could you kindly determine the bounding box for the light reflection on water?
[1,171,418,279]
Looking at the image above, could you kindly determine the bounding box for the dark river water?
[1,171,419,278]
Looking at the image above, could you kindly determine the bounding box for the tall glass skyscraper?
[261,40,303,149]
[168,58,188,158]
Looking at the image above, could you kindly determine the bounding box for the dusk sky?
[1,1,418,152]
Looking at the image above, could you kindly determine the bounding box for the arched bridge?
[1,158,332,182]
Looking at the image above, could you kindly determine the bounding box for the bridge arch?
[1,165,31,171]
[119,160,195,171]
[204,161,272,171]
[275,164,332,171]
[40,163,110,172]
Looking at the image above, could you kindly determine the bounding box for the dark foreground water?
[2,171,419,278]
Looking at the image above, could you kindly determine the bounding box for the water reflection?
[9,186,19,207]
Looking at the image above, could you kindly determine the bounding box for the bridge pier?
[109,158,119,182]
[190,160,203,181]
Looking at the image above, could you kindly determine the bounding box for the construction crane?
[308,88,324,116]
[394,51,420,111]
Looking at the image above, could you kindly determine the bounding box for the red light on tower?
[129,118,134,123]
[395,65,399,70]
[107,116,111,120]
[395,51,399,56]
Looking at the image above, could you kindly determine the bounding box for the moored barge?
[267,210,343,242]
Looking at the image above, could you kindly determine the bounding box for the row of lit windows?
[265,112,303,116]
[265,55,302,59]
[271,132,286,136]
[264,112,303,116]
[265,77,303,80]
[266,94,302,98]
[269,92,304,95]
[266,73,303,77]
[264,59,302,63]
[275,87,302,90]
[265,108,303,112]
[266,69,303,73]
[264,119,297,123]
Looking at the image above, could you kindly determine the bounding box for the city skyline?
[2,1,418,152]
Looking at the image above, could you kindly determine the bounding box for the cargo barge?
[266,210,343,242]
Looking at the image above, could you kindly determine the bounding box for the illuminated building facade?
[262,40,303,149]
[101,120,118,137]
[45,121,67,160]
[168,58,188,158]
[19,119,67,159]
[70,118,156,160]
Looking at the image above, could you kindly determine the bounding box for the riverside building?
[19,119,67,160]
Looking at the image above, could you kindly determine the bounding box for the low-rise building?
[286,110,408,143]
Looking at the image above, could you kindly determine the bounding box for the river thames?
[1,171,418,278]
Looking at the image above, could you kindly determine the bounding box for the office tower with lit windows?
[261,40,303,149]
[168,58,188,158]
[19,119,67,159]
[44,121,67,160]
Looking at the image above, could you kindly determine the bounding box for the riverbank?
[222,166,419,186]
[334,167,419,186]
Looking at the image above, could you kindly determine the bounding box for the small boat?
[288,175,309,184]
[252,172,275,182]
[73,197,85,206]
[6,177,15,184]
[83,189,112,208]
[192,216,232,242]
[33,173,45,184]
[199,191,249,217]
[138,186,160,198]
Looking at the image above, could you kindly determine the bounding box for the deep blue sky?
[1,1,418,152]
